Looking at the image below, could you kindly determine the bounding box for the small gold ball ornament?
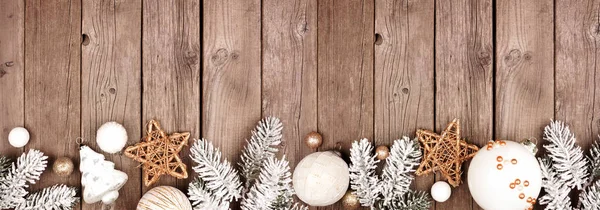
[376,145,390,160]
[305,131,323,149]
[52,157,74,177]
[341,191,360,210]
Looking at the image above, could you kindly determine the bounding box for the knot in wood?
[478,51,491,66]
[211,48,229,66]
[504,49,522,67]
[185,51,199,65]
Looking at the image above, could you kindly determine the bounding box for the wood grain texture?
[24,1,81,209]
[496,0,554,149]
[317,0,374,209]
[203,0,261,169]
[555,0,600,152]
[81,0,142,209]
[0,0,24,158]
[374,0,435,197]
[262,0,317,169]
[142,0,200,193]
[435,0,493,209]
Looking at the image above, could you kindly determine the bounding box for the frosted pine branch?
[538,157,572,210]
[188,179,229,210]
[379,137,422,207]
[579,180,600,210]
[589,138,600,179]
[349,138,380,207]
[393,190,431,210]
[189,139,242,206]
[0,149,48,209]
[241,156,296,210]
[289,203,308,210]
[240,117,283,189]
[0,155,9,177]
[15,184,78,210]
[543,120,589,190]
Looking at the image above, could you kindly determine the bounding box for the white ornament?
[431,181,451,202]
[468,140,542,210]
[137,186,192,210]
[292,151,349,206]
[80,145,128,204]
[96,121,128,153]
[8,127,29,148]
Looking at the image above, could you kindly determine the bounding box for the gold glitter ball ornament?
[305,131,323,149]
[52,157,74,177]
[375,145,390,160]
[341,191,360,210]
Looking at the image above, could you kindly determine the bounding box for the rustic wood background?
[0,0,599,209]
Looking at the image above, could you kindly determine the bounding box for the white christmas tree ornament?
[79,145,128,205]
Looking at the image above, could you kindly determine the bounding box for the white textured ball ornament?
[468,140,542,210]
[96,122,128,154]
[137,186,192,210]
[431,181,451,202]
[8,127,29,148]
[293,151,349,206]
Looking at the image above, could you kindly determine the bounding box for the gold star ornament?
[124,120,190,186]
[415,119,479,187]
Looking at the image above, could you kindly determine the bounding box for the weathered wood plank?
[262,0,317,170]
[374,0,435,200]
[142,0,201,193]
[0,0,24,158]
[317,0,374,209]
[81,0,142,209]
[203,0,261,178]
[24,1,81,209]
[555,0,600,150]
[435,0,493,209]
[496,0,554,153]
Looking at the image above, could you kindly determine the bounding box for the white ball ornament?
[96,122,128,153]
[468,140,542,210]
[137,186,192,210]
[431,181,451,202]
[8,127,30,148]
[293,151,349,206]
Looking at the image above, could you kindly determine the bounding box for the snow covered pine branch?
[538,120,600,210]
[349,137,431,210]
[0,149,78,210]
[188,117,306,210]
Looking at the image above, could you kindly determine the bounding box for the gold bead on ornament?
[376,145,390,160]
[305,131,323,149]
[52,156,74,177]
[341,191,360,210]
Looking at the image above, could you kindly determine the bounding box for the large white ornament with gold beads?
[293,151,349,206]
[137,186,192,210]
[468,140,542,210]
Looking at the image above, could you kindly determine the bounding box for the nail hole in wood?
[375,33,383,45]
[82,34,90,46]
[109,88,116,94]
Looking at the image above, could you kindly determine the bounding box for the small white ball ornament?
[431,181,451,202]
[96,122,128,154]
[137,186,192,210]
[293,151,349,206]
[8,127,30,148]
[468,140,542,210]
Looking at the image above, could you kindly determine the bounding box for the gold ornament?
[124,120,190,186]
[341,191,360,210]
[375,145,390,160]
[52,156,74,177]
[415,119,479,187]
[305,131,323,149]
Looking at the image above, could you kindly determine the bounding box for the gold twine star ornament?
[415,119,479,187]
[124,120,189,186]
